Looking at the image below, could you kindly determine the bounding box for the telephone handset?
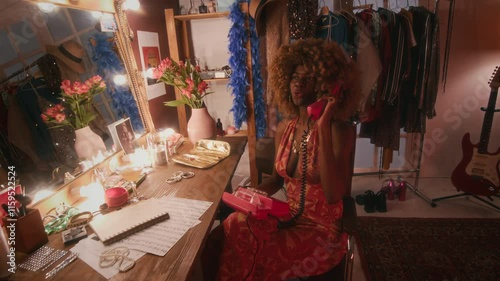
[307,84,342,120]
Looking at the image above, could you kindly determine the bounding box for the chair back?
[345,124,357,197]
[255,137,275,183]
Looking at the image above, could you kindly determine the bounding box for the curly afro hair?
[269,38,362,121]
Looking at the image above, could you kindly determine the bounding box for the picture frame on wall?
[108,118,136,154]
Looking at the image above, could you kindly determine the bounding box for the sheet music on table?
[71,234,146,279]
[72,197,213,279]
[115,196,213,256]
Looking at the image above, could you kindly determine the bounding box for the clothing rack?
[343,0,437,207]
[353,132,436,207]
[352,4,373,10]
[0,60,39,86]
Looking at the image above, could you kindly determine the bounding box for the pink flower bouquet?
[41,75,106,129]
[152,58,212,109]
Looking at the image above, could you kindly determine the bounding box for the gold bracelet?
[67,211,93,228]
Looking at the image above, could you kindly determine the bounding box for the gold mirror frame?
[23,0,154,211]
[29,0,155,132]
[113,0,155,133]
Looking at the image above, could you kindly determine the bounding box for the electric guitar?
[451,67,500,196]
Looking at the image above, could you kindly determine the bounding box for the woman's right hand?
[316,97,337,129]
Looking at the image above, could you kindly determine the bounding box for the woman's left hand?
[316,97,337,128]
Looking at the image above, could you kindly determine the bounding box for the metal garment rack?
[347,0,441,207]
[353,131,437,207]
[0,60,38,86]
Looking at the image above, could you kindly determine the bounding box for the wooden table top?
[9,136,247,281]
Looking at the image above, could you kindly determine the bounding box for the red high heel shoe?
[398,180,406,201]
[380,179,395,200]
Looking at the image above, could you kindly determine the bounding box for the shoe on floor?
[355,190,375,206]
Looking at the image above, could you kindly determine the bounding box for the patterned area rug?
[356,217,500,281]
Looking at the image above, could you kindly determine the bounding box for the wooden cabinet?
[164,9,230,136]
[164,8,258,185]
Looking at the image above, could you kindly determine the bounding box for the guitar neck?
[478,88,498,154]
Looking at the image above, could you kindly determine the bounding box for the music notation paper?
[118,197,212,256]
[72,197,212,279]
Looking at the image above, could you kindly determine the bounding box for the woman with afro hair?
[203,38,362,281]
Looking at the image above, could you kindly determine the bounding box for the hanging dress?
[217,118,346,281]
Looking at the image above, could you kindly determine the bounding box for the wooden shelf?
[224,130,248,137]
[174,11,230,21]
[204,77,229,82]
[166,7,257,186]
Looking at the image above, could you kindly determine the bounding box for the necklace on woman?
[292,139,299,154]
[292,130,311,154]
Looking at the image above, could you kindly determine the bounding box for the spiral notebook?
[89,200,170,245]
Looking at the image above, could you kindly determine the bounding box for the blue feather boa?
[90,33,144,133]
[228,0,266,138]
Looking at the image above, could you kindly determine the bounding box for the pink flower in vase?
[198,81,208,95]
[54,113,66,123]
[182,89,192,98]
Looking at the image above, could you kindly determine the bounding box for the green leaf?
[81,114,96,126]
[164,100,187,107]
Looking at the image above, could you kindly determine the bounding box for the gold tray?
[172,140,230,169]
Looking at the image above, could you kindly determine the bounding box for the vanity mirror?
[0,0,154,199]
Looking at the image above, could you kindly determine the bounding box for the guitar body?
[451,133,500,196]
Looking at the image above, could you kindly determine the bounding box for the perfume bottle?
[179,5,187,15]
[188,0,198,14]
[199,0,208,13]
[216,118,224,136]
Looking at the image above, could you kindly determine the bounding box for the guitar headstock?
[488,66,500,89]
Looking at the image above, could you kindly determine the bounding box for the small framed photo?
[100,17,117,32]
[108,118,135,154]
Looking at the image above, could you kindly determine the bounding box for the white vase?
[74,126,106,160]
[187,107,216,144]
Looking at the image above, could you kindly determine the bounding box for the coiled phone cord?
[278,122,310,229]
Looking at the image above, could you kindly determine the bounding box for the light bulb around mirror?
[91,11,102,19]
[123,0,141,11]
[146,68,155,79]
[33,189,55,205]
[38,3,56,13]
[113,74,128,85]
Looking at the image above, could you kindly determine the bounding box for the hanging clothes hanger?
[352,0,372,11]
[319,0,329,15]
[340,0,357,25]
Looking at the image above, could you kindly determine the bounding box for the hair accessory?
[43,207,81,234]
[67,211,93,228]
[99,247,135,272]
[166,171,195,184]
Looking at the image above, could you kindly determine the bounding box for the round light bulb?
[38,3,56,13]
[123,0,141,11]
[113,74,128,85]
[91,11,102,19]
[33,189,55,204]
[164,128,175,137]
[146,68,155,79]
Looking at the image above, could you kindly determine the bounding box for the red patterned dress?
[217,118,347,281]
